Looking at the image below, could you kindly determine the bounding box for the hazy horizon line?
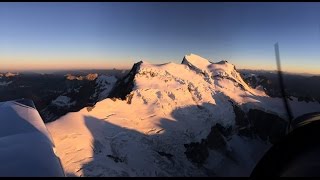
[0,68,129,74]
[1,67,319,76]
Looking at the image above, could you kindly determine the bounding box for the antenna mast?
[274,43,293,133]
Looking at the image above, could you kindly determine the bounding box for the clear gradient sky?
[0,2,320,74]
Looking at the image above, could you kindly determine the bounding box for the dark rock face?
[232,103,249,127]
[0,72,124,123]
[14,99,36,109]
[213,75,247,91]
[206,125,230,150]
[41,80,97,122]
[184,141,209,165]
[107,155,125,163]
[184,102,287,166]
[126,93,134,104]
[108,61,143,100]
[229,101,254,138]
[292,112,320,130]
[231,102,287,144]
[248,109,287,144]
[241,74,281,98]
[157,151,174,160]
[184,123,232,166]
[240,71,320,103]
[181,57,207,77]
[297,96,315,103]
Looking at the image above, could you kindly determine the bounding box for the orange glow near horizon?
[237,62,320,75]
[0,56,133,71]
[1,56,319,75]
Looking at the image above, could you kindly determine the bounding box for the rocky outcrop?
[108,61,143,100]
[184,100,288,166]
[231,102,288,144]
[65,73,98,81]
[41,80,97,122]
[241,73,281,97]
[184,123,232,166]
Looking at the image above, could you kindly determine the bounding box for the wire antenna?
[274,43,293,133]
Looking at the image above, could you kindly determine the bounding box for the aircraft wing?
[0,99,65,177]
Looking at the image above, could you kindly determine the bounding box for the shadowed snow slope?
[92,75,118,101]
[47,54,320,177]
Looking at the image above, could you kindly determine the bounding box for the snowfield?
[51,96,76,108]
[92,75,118,101]
[0,81,13,86]
[47,54,320,177]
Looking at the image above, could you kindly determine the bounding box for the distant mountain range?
[239,68,320,77]
[239,69,320,102]
[0,69,129,122]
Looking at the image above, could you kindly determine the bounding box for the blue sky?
[0,2,320,74]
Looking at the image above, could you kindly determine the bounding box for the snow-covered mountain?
[0,81,13,86]
[41,74,117,122]
[46,54,320,177]
[0,72,18,86]
[0,72,19,78]
[65,73,99,81]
